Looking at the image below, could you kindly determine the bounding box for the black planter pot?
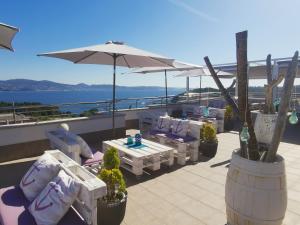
[200,141,218,158]
[97,193,127,225]
[224,119,234,131]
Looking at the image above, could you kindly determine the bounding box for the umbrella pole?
[199,75,202,105]
[112,54,117,138]
[165,70,168,114]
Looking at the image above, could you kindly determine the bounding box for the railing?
[0,95,178,124]
[1,91,298,125]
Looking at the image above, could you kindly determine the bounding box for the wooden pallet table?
[102,138,174,177]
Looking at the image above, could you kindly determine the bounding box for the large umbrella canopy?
[38,41,174,67]
[38,41,175,136]
[175,67,234,78]
[214,57,300,79]
[0,23,19,51]
[175,67,234,104]
[127,61,201,111]
[128,60,201,74]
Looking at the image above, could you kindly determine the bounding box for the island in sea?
[0,79,182,92]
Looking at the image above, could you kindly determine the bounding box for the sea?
[0,89,183,114]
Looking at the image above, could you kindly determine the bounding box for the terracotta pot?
[225,150,287,225]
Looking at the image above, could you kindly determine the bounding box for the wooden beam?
[204,57,239,116]
[236,31,259,160]
[266,51,299,162]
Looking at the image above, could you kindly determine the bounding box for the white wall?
[0,114,125,146]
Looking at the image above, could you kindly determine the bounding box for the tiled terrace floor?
[121,132,300,225]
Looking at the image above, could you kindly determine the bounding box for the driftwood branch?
[227,79,236,91]
[204,57,239,116]
[265,51,299,162]
[236,31,259,160]
[264,55,284,114]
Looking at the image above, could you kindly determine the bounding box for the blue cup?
[127,136,133,145]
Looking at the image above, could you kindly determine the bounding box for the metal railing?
[1,91,298,125]
[0,95,178,124]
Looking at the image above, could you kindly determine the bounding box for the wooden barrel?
[225,150,287,225]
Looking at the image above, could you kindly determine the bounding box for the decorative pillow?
[209,108,218,118]
[171,119,189,137]
[154,116,171,133]
[194,106,207,116]
[29,170,81,225]
[20,154,60,201]
[68,132,94,159]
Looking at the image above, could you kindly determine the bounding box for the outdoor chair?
[183,105,224,133]
[0,150,106,225]
[46,128,104,173]
[146,116,199,165]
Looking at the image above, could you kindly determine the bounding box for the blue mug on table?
[127,136,133,145]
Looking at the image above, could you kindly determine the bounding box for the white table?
[102,138,174,177]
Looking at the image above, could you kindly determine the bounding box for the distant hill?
[0,79,183,92]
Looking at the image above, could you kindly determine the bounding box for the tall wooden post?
[264,55,284,114]
[236,31,259,160]
[266,51,299,162]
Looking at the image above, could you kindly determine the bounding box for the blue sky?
[1,0,300,88]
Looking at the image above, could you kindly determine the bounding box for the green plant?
[224,105,233,121]
[201,123,217,143]
[98,147,126,202]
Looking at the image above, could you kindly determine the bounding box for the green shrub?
[98,147,126,202]
[224,105,233,121]
[103,147,120,169]
[201,123,217,143]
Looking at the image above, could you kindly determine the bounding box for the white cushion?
[194,106,207,116]
[67,132,94,159]
[20,154,60,201]
[154,116,171,133]
[171,119,189,137]
[209,108,218,118]
[29,170,81,225]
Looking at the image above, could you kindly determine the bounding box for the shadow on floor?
[0,160,35,188]
[123,155,216,188]
[210,159,231,168]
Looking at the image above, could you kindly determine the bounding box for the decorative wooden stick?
[204,57,239,115]
[265,51,299,162]
[204,56,247,157]
[227,79,236,91]
[236,31,259,160]
[264,54,284,114]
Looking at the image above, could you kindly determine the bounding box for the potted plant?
[253,54,284,146]
[199,123,218,158]
[204,31,298,225]
[97,147,127,225]
[224,105,234,131]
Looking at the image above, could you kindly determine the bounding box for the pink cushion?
[29,170,81,225]
[81,150,103,166]
[0,186,86,225]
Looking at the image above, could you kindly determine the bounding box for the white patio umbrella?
[0,23,19,51]
[176,67,234,103]
[127,61,201,111]
[175,67,234,78]
[214,57,300,79]
[38,41,175,136]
